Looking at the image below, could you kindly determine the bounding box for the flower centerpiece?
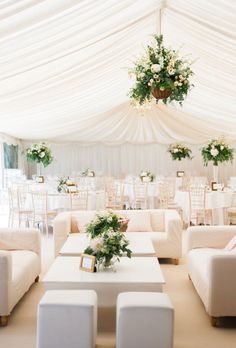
[84,211,132,271]
[82,168,95,177]
[140,171,155,182]
[168,143,192,161]
[201,138,234,182]
[26,142,53,167]
[201,138,234,166]
[57,177,77,193]
[128,35,194,107]
[26,142,53,180]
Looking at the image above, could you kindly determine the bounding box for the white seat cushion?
[9,250,40,312]
[126,211,152,232]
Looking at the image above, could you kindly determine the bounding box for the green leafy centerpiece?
[201,138,234,166]
[128,35,194,107]
[57,177,77,193]
[168,143,192,161]
[201,138,234,182]
[140,171,155,182]
[84,211,131,271]
[26,142,53,167]
[26,142,53,181]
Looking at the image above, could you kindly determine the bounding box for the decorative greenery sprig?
[26,143,53,167]
[128,35,194,106]
[168,143,192,161]
[201,138,234,166]
[84,211,131,267]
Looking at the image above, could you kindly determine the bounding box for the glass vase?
[97,258,117,272]
[36,162,42,176]
[213,165,219,182]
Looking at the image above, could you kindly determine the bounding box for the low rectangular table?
[59,233,156,257]
[43,256,165,307]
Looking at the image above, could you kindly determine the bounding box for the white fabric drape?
[0,0,235,143]
[23,141,236,184]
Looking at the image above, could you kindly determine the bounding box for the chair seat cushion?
[9,250,40,312]
[187,248,233,310]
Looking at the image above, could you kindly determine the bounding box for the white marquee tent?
[0,0,235,179]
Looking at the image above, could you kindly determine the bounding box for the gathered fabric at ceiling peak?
[0,0,235,144]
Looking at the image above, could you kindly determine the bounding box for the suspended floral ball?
[128,35,194,106]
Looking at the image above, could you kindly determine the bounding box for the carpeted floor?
[0,230,236,348]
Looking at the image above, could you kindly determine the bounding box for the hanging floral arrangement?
[168,143,192,161]
[128,35,194,107]
[201,138,234,166]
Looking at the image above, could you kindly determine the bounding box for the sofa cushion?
[224,236,236,251]
[126,211,152,232]
[150,210,165,232]
[9,250,40,312]
[72,211,96,233]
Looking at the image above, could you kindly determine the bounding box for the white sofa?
[0,228,41,326]
[53,209,182,263]
[186,226,236,325]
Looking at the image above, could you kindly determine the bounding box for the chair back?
[70,189,88,210]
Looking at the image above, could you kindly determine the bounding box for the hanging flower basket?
[152,88,172,102]
[128,35,194,107]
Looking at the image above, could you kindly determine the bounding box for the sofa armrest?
[164,210,182,239]
[186,226,236,252]
[0,228,41,257]
[208,253,236,317]
[53,212,72,257]
[0,251,11,315]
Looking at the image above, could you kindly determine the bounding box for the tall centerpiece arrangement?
[26,143,53,180]
[128,35,194,108]
[84,211,131,271]
[168,143,192,161]
[201,138,234,182]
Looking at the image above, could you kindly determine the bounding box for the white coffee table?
[43,256,165,307]
[59,233,156,257]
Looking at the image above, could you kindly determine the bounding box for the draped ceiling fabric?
[0,0,235,144]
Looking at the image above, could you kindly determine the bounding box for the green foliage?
[26,143,53,167]
[168,143,192,161]
[201,138,234,166]
[128,35,194,106]
[84,211,132,267]
[140,171,155,182]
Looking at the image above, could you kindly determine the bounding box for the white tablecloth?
[175,190,236,225]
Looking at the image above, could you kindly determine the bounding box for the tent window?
[3,143,18,169]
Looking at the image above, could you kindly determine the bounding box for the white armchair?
[0,228,41,326]
[186,226,236,326]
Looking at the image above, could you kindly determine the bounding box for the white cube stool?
[116,292,174,348]
[37,290,97,348]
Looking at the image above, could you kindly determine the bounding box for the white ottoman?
[116,292,174,348]
[37,290,97,348]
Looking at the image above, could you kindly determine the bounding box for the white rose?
[210,148,219,157]
[220,145,224,150]
[173,148,179,153]
[90,237,104,252]
[40,152,45,158]
[151,64,161,73]
[174,81,178,87]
